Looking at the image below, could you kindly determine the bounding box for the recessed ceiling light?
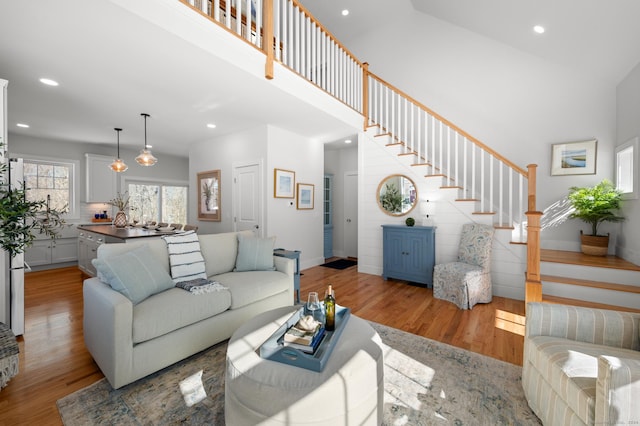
[207,123,217,129]
[39,78,59,86]
[345,139,352,144]
[17,123,30,128]
[533,25,545,34]
[341,9,349,16]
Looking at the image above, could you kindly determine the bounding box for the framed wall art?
[296,183,314,209]
[274,168,295,198]
[198,169,221,221]
[551,139,597,176]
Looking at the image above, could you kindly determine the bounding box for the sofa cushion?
[199,231,252,276]
[132,287,232,344]
[526,335,640,425]
[234,234,276,272]
[92,245,175,305]
[162,231,207,283]
[215,270,289,309]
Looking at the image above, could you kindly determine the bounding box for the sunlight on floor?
[382,344,439,423]
[179,370,207,407]
[494,309,526,336]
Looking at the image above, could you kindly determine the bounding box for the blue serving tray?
[259,304,351,372]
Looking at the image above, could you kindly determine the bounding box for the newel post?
[525,164,543,307]
[263,0,274,80]
[362,62,369,130]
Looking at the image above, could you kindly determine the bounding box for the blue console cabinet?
[382,225,436,287]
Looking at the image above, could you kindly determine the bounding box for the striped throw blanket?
[174,278,227,295]
[162,231,208,284]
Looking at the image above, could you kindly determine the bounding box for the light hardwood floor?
[0,262,530,425]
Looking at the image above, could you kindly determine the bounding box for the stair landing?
[541,249,640,271]
[540,249,640,312]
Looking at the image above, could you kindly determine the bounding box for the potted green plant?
[567,179,624,256]
[0,141,66,257]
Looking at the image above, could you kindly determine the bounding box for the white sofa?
[523,302,640,426]
[83,230,295,389]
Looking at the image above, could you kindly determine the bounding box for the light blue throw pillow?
[234,234,276,272]
[92,244,175,304]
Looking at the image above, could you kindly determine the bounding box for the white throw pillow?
[162,231,208,283]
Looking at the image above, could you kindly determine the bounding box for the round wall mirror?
[377,174,418,216]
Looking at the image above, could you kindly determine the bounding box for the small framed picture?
[274,168,295,198]
[198,170,221,221]
[551,139,597,176]
[296,183,314,210]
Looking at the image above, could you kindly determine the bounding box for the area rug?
[321,258,357,270]
[57,322,540,425]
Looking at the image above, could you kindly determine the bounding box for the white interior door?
[233,161,263,236]
[344,172,358,258]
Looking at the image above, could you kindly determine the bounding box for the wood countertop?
[77,224,179,240]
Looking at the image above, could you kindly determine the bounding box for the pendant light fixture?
[135,113,158,166]
[110,128,128,172]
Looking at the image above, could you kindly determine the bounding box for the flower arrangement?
[108,191,133,211]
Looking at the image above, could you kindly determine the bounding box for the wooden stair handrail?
[367,72,528,178]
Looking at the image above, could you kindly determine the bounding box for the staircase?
[360,125,530,300]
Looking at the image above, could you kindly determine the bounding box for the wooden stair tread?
[541,249,640,271]
[455,198,479,202]
[541,274,640,294]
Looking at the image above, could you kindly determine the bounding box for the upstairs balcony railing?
[180,0,543,303]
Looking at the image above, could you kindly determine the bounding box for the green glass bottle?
[324,285,335,331]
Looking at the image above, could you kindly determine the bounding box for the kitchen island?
[77,224,179,276]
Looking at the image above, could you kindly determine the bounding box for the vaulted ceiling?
[1,0,639,156]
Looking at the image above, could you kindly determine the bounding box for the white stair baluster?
[214,0,221,21]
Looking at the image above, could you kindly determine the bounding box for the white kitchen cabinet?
[24,240,52,266]
[85,153,117,203]
[77,230,105,276]
[25,237,78,267]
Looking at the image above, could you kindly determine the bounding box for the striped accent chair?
[523,303,640,425]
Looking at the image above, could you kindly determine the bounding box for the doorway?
[232,160,264,236]
[344,171,358,258]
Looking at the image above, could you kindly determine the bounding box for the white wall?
[189,126,268,234]
[324,146,357,257]
[616,61,640,264]
[267,126,325,269]
[189,125,325,269]
[344,4,618,253]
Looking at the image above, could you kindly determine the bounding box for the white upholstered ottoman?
[225,306,384,425]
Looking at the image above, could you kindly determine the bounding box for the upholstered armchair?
[432,223,494,309]
[523,303,640,426]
